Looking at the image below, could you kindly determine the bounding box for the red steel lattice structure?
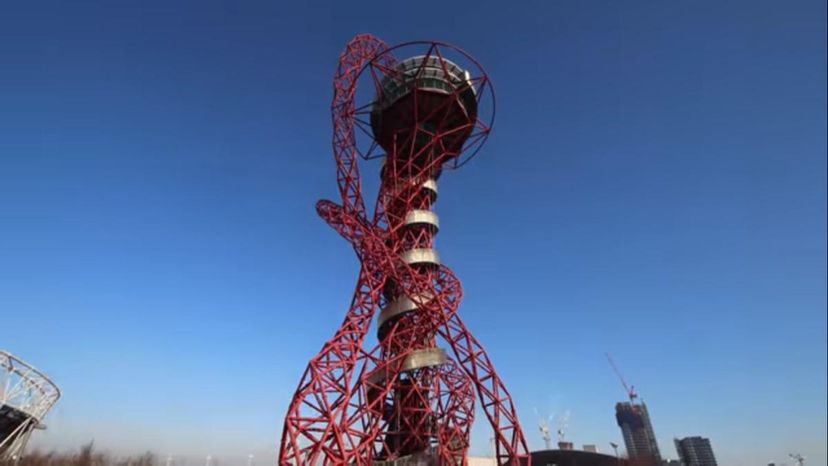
[278,34,530,465]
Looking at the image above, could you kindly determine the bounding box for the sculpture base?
[375,450,440,466]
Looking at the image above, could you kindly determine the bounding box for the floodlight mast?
[278,34,530,465]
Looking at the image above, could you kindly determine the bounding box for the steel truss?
[0,351,60,461]
[278,35,530,466]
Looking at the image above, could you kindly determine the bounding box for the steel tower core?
[278,35,530,465]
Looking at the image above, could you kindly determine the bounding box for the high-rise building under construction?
[674,436,717,466]
[615,401,661,463]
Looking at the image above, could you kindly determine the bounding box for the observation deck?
[371,55,478,169]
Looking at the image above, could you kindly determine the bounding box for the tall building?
[674,436,717,466]
[615,401,661,463]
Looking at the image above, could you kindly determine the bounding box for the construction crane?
[557,410,570,442]
[606,353,637,403]
[789,453,805,466]
[534,408,554,449]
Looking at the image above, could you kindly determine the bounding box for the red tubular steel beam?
[278,34,530,466]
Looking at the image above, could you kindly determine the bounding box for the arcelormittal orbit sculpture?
[279,34,530,465]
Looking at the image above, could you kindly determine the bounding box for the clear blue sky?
[1,1,825,465]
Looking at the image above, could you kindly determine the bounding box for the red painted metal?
[278,34,530,465]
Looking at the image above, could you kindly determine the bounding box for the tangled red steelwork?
[278,34,530,466]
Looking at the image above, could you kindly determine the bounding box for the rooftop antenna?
[789,453,805,466]
[534,408,554,449]
[606,353,637,404]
